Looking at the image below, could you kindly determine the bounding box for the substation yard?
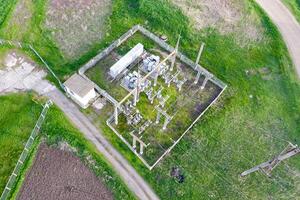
[84,28,225,168]
[17,144,113,200]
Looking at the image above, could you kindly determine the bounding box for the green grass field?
[0,0,299,199]
[0,93,41,194]
[282,0,300,22]
[85,1,300,199]
[0,93,134,200]
[0,0,17,26]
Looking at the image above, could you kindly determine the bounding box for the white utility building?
[64,74,96,109]
[109,43,144,78]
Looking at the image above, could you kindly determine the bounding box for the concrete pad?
[12,81,26,91]
[20,62,35,73]
[0,52,55,95]
[5,54,18,68]
[32,81,55,95]
[23,75,39,89]
[0,70,20,89]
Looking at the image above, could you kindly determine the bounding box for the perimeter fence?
[0,100,52,200]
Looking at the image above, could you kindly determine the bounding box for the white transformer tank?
[110,43,144,78]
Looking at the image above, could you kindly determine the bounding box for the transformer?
[143,55,160,72]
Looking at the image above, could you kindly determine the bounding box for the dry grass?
[0,0,33,40]
[45,0,112,60]
[171,0,265,45]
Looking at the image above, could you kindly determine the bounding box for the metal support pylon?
[130,131,149,155]
[241,142,300,177]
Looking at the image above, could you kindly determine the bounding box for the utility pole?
[241,142,300,177]
[170,35,181,72]
[194,43,206,85]
[134,70,140,106]
[114,104,119,125]
[195,42,205,66]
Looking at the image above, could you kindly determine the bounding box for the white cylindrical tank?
[110,43,144,78]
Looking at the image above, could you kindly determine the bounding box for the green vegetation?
[0,0,64,76]
[42,105,135,200]
[0,0,299,199]
[9,137,41,200]
[0,93,41,194]
[87,0,300,199]
[86,34,221,165]
[0,93,135,200]
[282,0,300,22]
[0,47,10,69]
[0,0,17,26]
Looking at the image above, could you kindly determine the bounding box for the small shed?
[64,74,96,108]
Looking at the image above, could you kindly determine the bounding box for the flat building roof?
[64,74,94,98]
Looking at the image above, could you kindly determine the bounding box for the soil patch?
[45,0,112,59]
[171,0,264,45]
[17,144,113,200]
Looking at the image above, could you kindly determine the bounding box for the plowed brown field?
[17,144,113,200]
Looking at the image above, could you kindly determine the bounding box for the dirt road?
[0,50,159,200]
[255,0,300,78]
[44,88,160,200]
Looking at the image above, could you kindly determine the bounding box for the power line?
[154,139,250,200]
[152,141,212,192]
[172,139,252,199]
[179,133,299,198]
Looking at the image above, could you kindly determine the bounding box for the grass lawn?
[0,93,135,200]
[0,0,299,199]
[0,0,17,26]
[0,93,41,195]
[85,1,300,199]
[282,0,300,22]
